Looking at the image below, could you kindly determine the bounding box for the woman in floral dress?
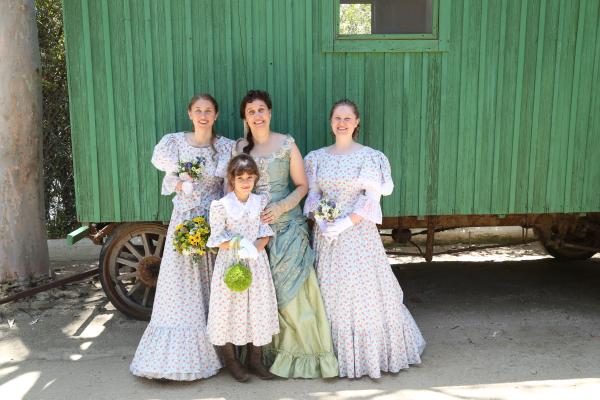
[234,90,338,378]
[304,99,426,379]
[130,94,234,380]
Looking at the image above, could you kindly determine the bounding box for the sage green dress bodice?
[251,137,314,308]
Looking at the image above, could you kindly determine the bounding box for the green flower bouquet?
[224,236,253,292]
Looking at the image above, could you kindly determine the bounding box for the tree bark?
[0,0,49,282]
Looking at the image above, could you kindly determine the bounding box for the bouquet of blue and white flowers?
[314,198,342,223]
[177,156,206,181]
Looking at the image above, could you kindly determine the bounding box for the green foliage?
[36,0,77,238]
[339,3,372,35]
[224,262,253,292]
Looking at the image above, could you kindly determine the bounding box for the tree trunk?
[0,0,49,282]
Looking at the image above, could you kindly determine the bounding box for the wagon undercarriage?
[81,212,600,320]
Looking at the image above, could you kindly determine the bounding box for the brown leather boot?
[221,343,250,382]
[247,343,276,380]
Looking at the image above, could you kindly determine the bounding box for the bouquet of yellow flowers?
[173,216,212,262]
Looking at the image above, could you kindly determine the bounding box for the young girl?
[206,154,279,382]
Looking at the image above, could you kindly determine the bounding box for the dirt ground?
[1,240,600,400]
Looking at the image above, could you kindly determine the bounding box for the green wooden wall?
[62,0,600,223]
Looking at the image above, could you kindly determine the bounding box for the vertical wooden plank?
[184,0,193,100]
[491,0,507,213]
[62,0,89,220]
[100,0,120,221]
[404,55,421,215]
[305,0,313,153]
[582,2,600,210]
[473,0,488,212]
[437,0,463,215]
[266,0,274,94]
[418,55,428,217]
[507,0,528,213]
[571,0,598,211]
[286,0,294,135]
[564,0,586,211]
[120,1,143,219]
[546,0,578,212]
[292,0,307,148]
[512,0,540,213]
[527,0,548,212]
[140,0,155,220]
[80,0,101,220]
[533,0,559,212]
[321,0,334,52]
[426,55,441,216]
[384,54,403,215]
[455,0,481,214]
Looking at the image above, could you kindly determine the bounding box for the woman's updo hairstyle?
[227,153,260,191]
[188,93,220,159]
[239,90,273,154]
[329,98,360,139]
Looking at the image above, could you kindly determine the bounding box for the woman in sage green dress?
[234,90,338,379]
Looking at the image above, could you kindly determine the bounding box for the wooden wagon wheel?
[535,217,598,261]
[99,222,167,320]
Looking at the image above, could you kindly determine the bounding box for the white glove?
[238,238,259,260]
[181,181,194,195]
[325,216,354,238]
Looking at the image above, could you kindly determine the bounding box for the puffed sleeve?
[206,200,234,248]
[214,137,235,178]
[257,194,274,238]
[151,134,180,195]
[352,150,395,224]
[303,151,322,217]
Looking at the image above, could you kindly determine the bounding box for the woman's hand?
[261,203,283,224]
[175,180,194,195]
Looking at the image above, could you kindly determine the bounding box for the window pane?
[339,3,372,35]
[339,0,433,35]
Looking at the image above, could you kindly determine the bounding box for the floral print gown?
[206,192,279,346]
[304,146,426,379]
[130,132,234,381]
[233,136,339,378]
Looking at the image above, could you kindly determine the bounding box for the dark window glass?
[339,0,433,35]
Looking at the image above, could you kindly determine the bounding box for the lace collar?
[220,192,262,219]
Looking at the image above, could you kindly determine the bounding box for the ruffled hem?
[265,348,339,379]
[334,310,425,379]
[209,333,277,348]
[130,367,220,381]
[130,324,222,381]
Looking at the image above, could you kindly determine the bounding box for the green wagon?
[62,0,600,319]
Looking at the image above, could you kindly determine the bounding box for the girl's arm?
[217,240,232,250]
[254,236,270,252]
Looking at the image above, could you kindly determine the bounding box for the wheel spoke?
[142,287,150,307]
[124,242,143,260]
[116,272,137,281]
[116,257,138,268]
[127,282,142,297]
[141,233,151,256]
[154,234,166,257]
